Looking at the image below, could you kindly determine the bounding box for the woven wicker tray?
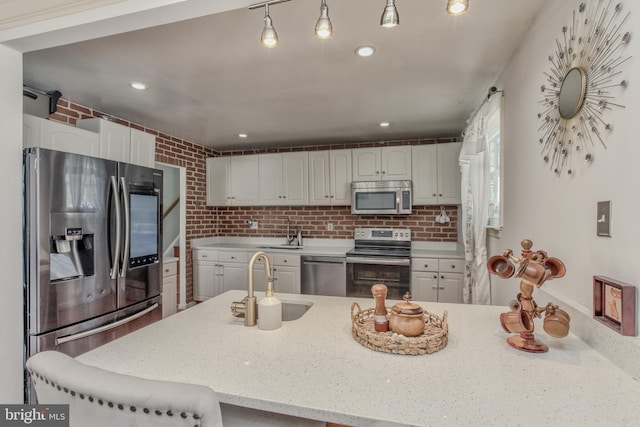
[350,302,448,355]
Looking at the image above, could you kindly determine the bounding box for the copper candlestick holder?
[487,239,569,353]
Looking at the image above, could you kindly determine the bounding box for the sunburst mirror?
[538,1,631,176]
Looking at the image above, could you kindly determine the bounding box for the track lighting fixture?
[261,4,278,48]
[380,0,399,28]
[446,0,469,16]
[315,0,333,39]
[248,0,466,46]
[249,0,292,48]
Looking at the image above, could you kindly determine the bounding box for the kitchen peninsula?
[77,291,640,426]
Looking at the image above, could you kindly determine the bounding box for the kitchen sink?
[232,300,313,322]
[281,300,313,321]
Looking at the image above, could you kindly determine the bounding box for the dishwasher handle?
[302,258,346,265]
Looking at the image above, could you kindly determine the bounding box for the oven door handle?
[346,257,410,266]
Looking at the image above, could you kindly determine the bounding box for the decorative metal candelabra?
[487,239,569,353]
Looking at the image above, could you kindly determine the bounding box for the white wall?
[0,44,24,402]
[490,0,639,348]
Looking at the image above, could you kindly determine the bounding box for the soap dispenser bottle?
[258,277,282,330]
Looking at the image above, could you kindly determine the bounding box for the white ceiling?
[21,0,548,151]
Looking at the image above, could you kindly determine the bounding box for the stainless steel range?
[346,228,411,299]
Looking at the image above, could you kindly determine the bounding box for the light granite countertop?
[191,237,464,259]
[77,291,640,426]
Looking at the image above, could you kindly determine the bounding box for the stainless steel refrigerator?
[23,147,163,402]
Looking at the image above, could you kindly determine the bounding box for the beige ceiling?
[20,0,548,151]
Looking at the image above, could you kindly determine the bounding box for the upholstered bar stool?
[26,351,223,427]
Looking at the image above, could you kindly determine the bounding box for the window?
[486,96,502,230]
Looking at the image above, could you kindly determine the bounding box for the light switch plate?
[597,201,611,237]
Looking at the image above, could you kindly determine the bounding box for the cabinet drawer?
[273,253,300,267]
[438,259,465,273]
[219,251,247,263]
[194,250,217,262]
[162,260,178,278]
[411,258,438,272]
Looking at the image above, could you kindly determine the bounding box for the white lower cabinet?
[411,258,464,303]
[193,249,219,301]
[273,254,300,294]
[219,252,248,293]
[162,258,178,318]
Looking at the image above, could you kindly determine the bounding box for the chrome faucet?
[230,251,273,327]
[286,217,296,245]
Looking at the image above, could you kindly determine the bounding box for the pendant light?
[261,4,279,48]
[380,0,399,28]
[315,0,333,39]
[446,0,469,16]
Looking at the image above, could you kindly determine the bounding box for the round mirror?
[558,67,586,119]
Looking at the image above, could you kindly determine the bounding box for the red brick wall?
[49,99,218,303]
[217,205,458,242]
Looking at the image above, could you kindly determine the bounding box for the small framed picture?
[593,276,636,336]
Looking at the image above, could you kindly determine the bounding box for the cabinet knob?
[439,194,443,197]
[376,171,380,174]
[441,275,445,279]
[325,195,329,198]
[424,264,429,268]
[433,275,437,279]
[330,195,334,198]
[432,193,437,197]
[164,269,169,273]
[451,265,456,269]
[231,256,236,260]
[382,171,386,174]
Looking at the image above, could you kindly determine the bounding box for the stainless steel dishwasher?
[301,256,346,296]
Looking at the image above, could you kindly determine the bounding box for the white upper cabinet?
[230,155,260,205]
[309,149,352,205]
[130,128,156,168]
[412,142,462,205]
[23,114,100,157]
[206,157,231,206]
[206,155,260,206]
[76,117,156,166]
[330,149,352,205]
[259,152,308,205]
[77,118,130,163]
[352,146,411,181]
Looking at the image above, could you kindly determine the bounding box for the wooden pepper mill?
[371,284,389,332]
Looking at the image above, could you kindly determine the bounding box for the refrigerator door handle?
[120,176,130,277]
[55,303,159,345]
[109,176,121,280]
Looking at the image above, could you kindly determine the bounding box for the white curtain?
[459,97,496,305]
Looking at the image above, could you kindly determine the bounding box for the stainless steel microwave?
[351,180,412,215]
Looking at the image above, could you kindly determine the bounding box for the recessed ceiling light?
[380,122,390,127]
[355,45,376,57]
[130,82,147,90]
[238,133,248,138]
